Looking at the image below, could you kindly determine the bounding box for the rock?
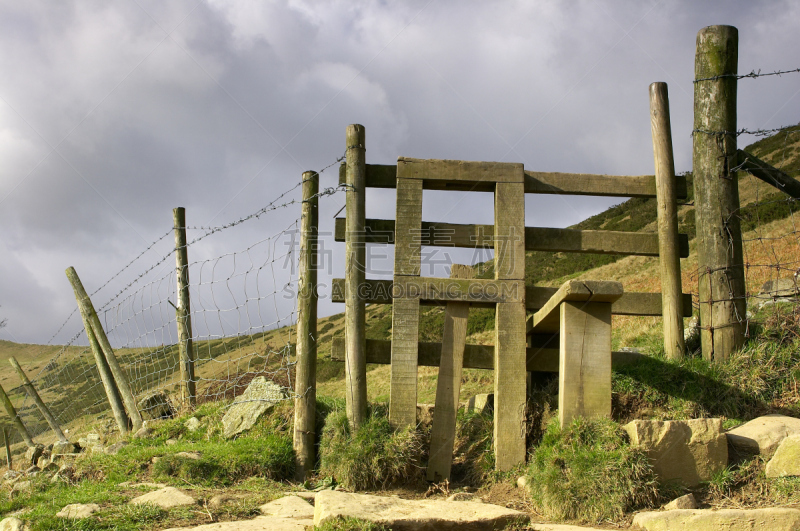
[51,440,79,456]
[10,481,31,497]
[260,496,315,519]
[0,517,28,531]
[2,471,20,481]
[175,451,201,460]
[129,487,196,509]
[446,492,480,502]
[207,494,238,510]
[56,503,101,519]
[50,464,75,484]
[284,491,316,501]
[165,438,178,446]
[106,441,129,454]
[683,316,700,350]
[151,456,161,464]
[314,490,527,530]
[24,466,39,476]
[185,417,201,432]
[138,391,176,420]
[633,508,800,530]
[516,476,529,490]
[221,376,286,438]
[133,426,153,439]
[467,393,493,415]
[664,493,697,510]
[759,278,799,298]
[23,445,43,466]
[726,414,800,460]
[41,461,58,473]
[416,404,435,426]
[160,516,313,530]
[623,418,727,487]
[766,434,800,478]
[35,456,49,469]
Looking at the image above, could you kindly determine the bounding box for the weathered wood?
[530,280,623,334]
[65,267,143,431]
[650,82,686,360]
[293,171,319,481]
[339,162,688,199]
[331,278,692,316]
[558,301,613,427]
[345,124,368,429]
[393,277,523,304]
[397,157,524,183]
[389,296,420,428]
[394,179,423,276]
[173,207,196,408]
[72,290,129,435]
[738,149,800,199]
[693,25,746,361]
[334,218,689,257]
[428,265,472,482]
[0,383,34,447]
[9,356,67,442]
[330,336,642,372]
[3,427,10,470]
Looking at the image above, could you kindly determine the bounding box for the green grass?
[526,417,658,524]
[315,517,389,531]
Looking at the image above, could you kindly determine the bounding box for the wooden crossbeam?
[397,157,524,184]
[738,149,800,199]
[329,278,693,317]
[333,218,690,257]
[338,163,688,198]
[329,337,642,372]
[529,280,624,333]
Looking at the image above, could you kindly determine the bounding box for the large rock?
[138,391,176,420]
[0,517,28,531]
[314,490,527,530]
[633,508,800,530]
[23,445,43,467]
[221,377,285,438]
[664,493,697,510]
[765,434,800,478]
[51,440,79,456]
[260,496,314,519]
[467,393,493,415]
[726,414,800,460]
[759,278,799,298]
[130,487,196,509]
[623,418,727,487]
[56,503,100,519]
[161,516,312,530]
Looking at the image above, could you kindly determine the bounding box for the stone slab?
[56,503,100,519]
[314,490,527,530]
[633,508,800,531]
[259,496,314,520]
[766,434,800,478]
[129,487,196,509]
[726,414,800,459]
[162,516,313,531]
[221,377,285,438]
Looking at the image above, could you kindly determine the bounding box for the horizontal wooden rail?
[333,218,690,257]
[339,163,688,198]
[330,337,642,372]
[529,280,623,333]
[330,278,693,317]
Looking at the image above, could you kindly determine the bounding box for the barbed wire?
[691,125,800,138]
[694,67,800,83]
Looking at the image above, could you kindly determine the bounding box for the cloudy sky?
[0,0,799,346]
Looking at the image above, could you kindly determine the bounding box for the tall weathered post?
[3,428,11,470]
[65,267,144,431]
[173,207,196,408]
[9,356,68,442]
[693,25,746,361]
[650,82,686,359]
[0,384,34,448]
[345,124,367,429]
[293,171,319,481]
[67,267,129,434]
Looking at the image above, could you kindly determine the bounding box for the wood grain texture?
[495,182,526,280]
[397,157,524,183]
[530,280,623,334]
[693,25,746,361]
[428,265,472,482]
[494,301,527,471]
[558,301,613,427]
[392,277,523,304]
[650,82,686,360]
[173,207,196,407]
[389,296,420,428]
[394,179,423,276]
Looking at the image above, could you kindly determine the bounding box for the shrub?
[319,405,423,490]
[526,417,658,523]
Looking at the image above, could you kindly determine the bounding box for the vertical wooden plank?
[558,302,612,427]
[427,264,473,482]
[3,428,11,470]
[390,176,424,428]
[173,207,196,408]
[0,383,34,448]
[9,356,68,442]
[293,171,319,481]
[493,180,526,471]
[650,82,686,360]
[345,124,368,429]
[693,25,745,362]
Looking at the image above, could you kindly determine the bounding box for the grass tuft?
[315,516,389,531]
[526,417,658,524]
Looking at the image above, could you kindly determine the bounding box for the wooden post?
[68,272,129,434]
[174,207,196,408]
[293,171,319,481]
[65,267,144,431]
[493,178,527,471]
[0,384,33,448]
[345,124,368,429]
[427,264,473,482]
[3,428,11,470]
[650,82,686,360]
[693,25,746,361]
[9,356,68,442]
